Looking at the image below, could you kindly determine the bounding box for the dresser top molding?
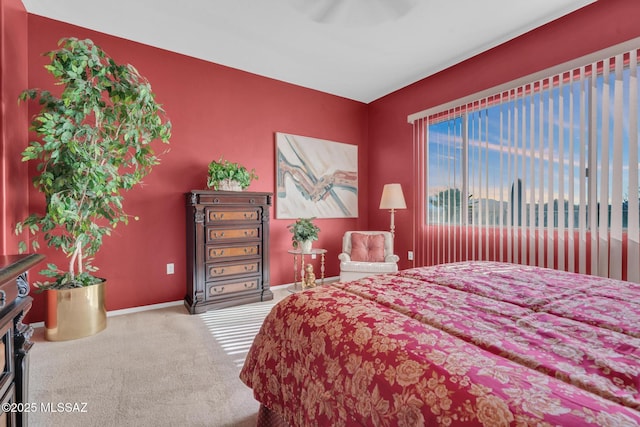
[0,254,45,286]
[188,190,273,206]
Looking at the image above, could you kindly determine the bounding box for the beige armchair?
[338,231,399,282]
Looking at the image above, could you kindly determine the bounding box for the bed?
[239,261,640,426]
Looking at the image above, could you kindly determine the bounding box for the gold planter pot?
[45,281,107,341]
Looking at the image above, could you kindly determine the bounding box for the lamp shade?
[379,183,406,209]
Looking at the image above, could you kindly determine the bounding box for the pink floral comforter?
[239,261,640,426]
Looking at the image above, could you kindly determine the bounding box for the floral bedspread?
[239,261,640,426]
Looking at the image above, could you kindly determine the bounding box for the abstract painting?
[276,132,358,218]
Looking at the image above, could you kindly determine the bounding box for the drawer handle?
[212,268,225,275]
[212,287,225,294]
[244,282,255,289]
[212,250,225,257]
[244,248,256,254]
[244,213,256,219]
[214,232,225,238]
[244,230,256,237]
[212,213,224,220]
[244,265,256,272]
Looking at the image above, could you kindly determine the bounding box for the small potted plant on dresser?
[16,37,171,341]
[207,157,258,191]
[287,218,320,253]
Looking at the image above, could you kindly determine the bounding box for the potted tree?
[287,218,320,253]
[15,37,171,341]
[207,157,258,191]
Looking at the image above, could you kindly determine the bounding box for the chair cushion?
[340,261,398,273]
[350,233,385,262]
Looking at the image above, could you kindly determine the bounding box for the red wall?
[368,0,640,270]
[23,16,369,322]
[0,0,28,254]
[11,0,640,322]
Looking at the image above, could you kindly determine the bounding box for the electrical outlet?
[408,251,414,261]
[166,263,175,275]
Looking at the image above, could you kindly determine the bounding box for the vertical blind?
[409,41,640,283]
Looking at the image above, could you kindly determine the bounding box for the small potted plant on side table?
[287,218,320,253]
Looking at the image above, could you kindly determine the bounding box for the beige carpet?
[28,287,288,427]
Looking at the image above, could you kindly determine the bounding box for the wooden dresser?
[185,190,273,314]
[0,253,43,427]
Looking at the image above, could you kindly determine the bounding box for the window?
[410,41,640,282]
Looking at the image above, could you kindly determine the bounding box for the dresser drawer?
[205,208,260,223]
[206,226,261,242]
[206,244,260,261]
[206,278,260,299]
[0,277,19,313]
[206,261,260,280]
[0,383,15,427]
[0,320,13,400]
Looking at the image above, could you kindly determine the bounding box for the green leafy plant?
[207,157,258,190]
[287,218,320,247]
[15,37,172,290]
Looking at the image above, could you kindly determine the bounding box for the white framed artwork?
[276,132,358,219]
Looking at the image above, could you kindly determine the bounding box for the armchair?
[338,231,399,282]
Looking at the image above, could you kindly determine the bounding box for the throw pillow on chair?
[350,233,385,262]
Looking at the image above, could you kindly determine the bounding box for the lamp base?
[389,208,396,238]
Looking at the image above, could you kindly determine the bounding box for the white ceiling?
[22,0,596,103]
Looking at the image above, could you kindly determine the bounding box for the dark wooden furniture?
[185,190,273,314]
[0,253,43,427]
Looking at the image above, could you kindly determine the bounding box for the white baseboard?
[29,277,341,329]
[106,300,185,318]
[29,299,184,329]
